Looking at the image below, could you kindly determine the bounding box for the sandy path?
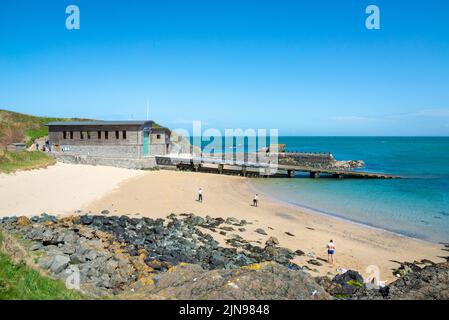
[0,163,145,217]
[85,169,446,283]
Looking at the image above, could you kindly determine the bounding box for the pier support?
[333,173,344,179]
[241,166,247,177]
[310,171,320,179]
[218,164,224,174]
[287,169,295,178]
[193,164,201,172]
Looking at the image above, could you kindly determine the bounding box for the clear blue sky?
[1,0,448,135]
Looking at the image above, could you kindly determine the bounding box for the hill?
[0,109,91,147]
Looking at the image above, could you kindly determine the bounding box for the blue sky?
[1,0,449,135]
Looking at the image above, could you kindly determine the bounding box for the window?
[70,131,73,139]
[157,134,161,139]
[63,131,67,139]
[80,131,84,140]
[98,131,101,139]
[115,130,119,139]
[122,130,127,139]
[105,131,108,139]
[87,131,91,139]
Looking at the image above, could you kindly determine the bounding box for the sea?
[198,136,449,243]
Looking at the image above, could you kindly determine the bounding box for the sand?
[1,164,446,282]
[84,169,446,283]
[0,163,145,217]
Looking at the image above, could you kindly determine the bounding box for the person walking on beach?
[35,142,39,151]
[197,188,203,203]
[253,194,259,207]
[326,240,336,264]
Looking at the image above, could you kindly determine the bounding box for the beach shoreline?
[247,180,441,246]
[83,168,446,283]
[1,163,446,283]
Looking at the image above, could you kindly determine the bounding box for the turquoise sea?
[248,137,449,243]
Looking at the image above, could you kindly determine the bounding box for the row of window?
[63,130,127,140]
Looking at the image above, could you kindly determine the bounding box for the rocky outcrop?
[2,213,448,300]
[138,262,331,300]
[317,262,449,300]
[331,160,365,169]
[384,262,449,300]
[0,213,316,299]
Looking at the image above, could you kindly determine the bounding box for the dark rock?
[385,262,449,300]
[333,270,364,286]
[285,232,295,237]
[307,259,323,266]
[49,255,70,274]
[265,236,279,247]
[254,228,267,235]
[225,217,239,225]
[80,215,93,225]
[101,210,110,215]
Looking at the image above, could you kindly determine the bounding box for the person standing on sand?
[35,142,39,151]
[253,194,259,207]
[326,240,336,264]
[198,188,203,203]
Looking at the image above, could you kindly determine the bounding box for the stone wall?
[150,143,169,156]
[278,152,335,168]
[54,153,157,170]
[56,144,143,159]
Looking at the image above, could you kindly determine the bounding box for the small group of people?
[195,188,337,265]
[35,140,51,152]
[196,188,259,207]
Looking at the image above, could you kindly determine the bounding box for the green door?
[143,131,149,156]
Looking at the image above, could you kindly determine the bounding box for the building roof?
[46,120,154,126]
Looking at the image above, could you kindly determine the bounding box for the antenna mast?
[146,100,150,120]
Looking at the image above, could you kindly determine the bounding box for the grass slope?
[0,109,91,146]
[0,253,85,300]
[0,232,84,300]
[0,150,56,173]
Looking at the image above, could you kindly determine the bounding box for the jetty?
[155,155,400,179]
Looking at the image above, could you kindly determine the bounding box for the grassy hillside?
[0,253,84,300]
[0,150,56,173]
[0,109,91,147]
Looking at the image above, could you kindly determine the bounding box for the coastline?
[83,168,446,283]
[247,180,441,246]
[1,163,445,283]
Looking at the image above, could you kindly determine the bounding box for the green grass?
[334,293,350,299]
[346,280,363,287]
[0,150,56,173]
[0,109,168,147]
[0,252,85,300]
[0,109,92,147]
[25,127,49,146]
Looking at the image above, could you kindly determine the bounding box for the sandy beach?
[1,164,445,282]
[0,163,145,217]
